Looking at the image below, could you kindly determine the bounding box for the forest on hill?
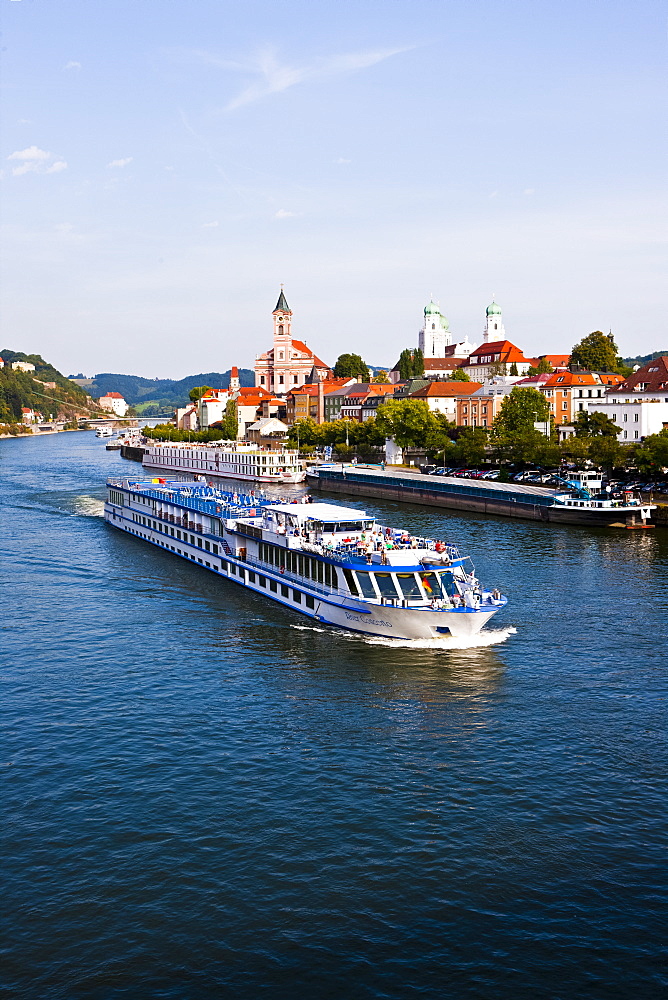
[0,349,96,426]
[78,369,255,414]
[621,350,668,368]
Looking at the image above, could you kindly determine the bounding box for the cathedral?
[418,297,507,357]
[254,290,331,395]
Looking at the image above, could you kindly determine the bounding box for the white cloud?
[336,157,352,164]
[8,145,52,161]
[275,209,297,219]
[8,145,67,177]
[64,61,81,71]
[210,44,411,111]
[202,221,219,228]
[489,190,498,199]
[524,188,535,196]
[107,157,133,169]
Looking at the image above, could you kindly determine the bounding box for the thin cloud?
[217,44,411,111]
[64,61,81,71]
[336,157,352,164]
[8,146,67,176]
[202,221,219,228]
[275,209,297,219]
[107,157,133,169]
[8,146,52,161]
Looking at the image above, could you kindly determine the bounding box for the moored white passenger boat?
[142,441,306,483]
[104,477,507,641]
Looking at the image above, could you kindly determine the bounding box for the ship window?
[305,595,315,609]
[396,573,423,599]
[419,572,444,599]
[230,564,236,575]
[354,572,377,599]
[293,589,302,603]
[221,560,228,572]
[205,540,210,551]
[190,535,195,544]
[248,572,256,583]
[259,576,266,587]
[317,561,324,584]
[374,573,400,600]
[343,568,360,596]
[197,539,202,548]
[331,567,338,589]
[269,579,277,592]
[213,544,218,555]
[281,584,289,597]
[325,563,332,587]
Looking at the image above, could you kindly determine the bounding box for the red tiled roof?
[410,381,483,398]
[101,391,125,398]
[542,371,598,387]
[230,366,238,377]
[467,341,529,364]
[616,357,668,392]
[423,358,465,372]
[540,354,571,367]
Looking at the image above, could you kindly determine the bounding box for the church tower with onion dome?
[419,300,453,357]
[483,300,506,343]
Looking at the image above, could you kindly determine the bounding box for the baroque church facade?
[254,290,331,395]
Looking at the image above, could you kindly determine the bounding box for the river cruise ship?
[104,477,507,640]
[306,465,655,528]
[142,442,306,483]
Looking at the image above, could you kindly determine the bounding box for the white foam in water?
[73,496,106,517]
[290,624,517,649]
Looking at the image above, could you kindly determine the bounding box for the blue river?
[2,432,666,999]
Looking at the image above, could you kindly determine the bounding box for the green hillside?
[0,349,97,425]
[78,369,255,414]
[622,350,668,368]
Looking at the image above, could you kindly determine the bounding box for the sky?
[2,0,666,378]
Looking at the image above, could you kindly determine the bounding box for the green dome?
[424,300,441,316]
[486,301,502,316]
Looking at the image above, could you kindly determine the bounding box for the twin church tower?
[418,298,507,359]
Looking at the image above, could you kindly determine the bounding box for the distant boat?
[142,441,306,483]
[95,426,114,438]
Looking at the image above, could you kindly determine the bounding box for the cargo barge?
[306,465,654,528]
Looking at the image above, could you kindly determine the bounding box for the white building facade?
[587,397,668,441]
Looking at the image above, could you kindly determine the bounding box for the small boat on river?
[104,477,507,640]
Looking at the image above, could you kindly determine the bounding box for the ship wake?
[290,625,517,649]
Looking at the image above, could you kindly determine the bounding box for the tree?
[525,358,554,376]
[570,331,621,373]
[373,370,390,383]
[287,417,322,447]
[397,349,424,380]
[560,434,591,465]
[221,399,238,439]
[509,362,519,376]
[189,385,213,401]
[333,353,369,382]
[572,410,622,438]
[453,427,489,466]
[375,398,435,448]
[491,388,550,438]
[449,368,471,382]
[631,428,668,475]
[588,435,624,474]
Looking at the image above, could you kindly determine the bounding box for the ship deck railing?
[242,553,356,601]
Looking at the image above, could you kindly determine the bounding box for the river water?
[2,432,666,999]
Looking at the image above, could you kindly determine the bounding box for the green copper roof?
[274,290,290,313]
[486,301,502,316]
[424,300,441,316]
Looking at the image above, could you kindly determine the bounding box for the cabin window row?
[342,569,454,602]
[258,541,338,589]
